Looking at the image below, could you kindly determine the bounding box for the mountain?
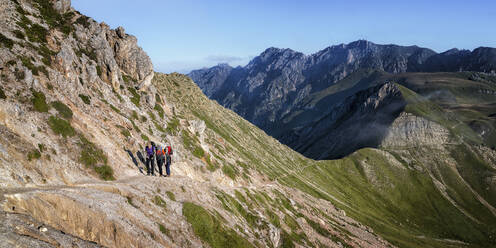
[1,1,496,248]
[189,41,496,159]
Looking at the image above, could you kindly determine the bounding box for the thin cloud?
[205,55,245,63]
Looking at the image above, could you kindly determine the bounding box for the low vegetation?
[153,195,167,209]
[78,94,91,104]
[31,89,49,112]
[48,116,75,137]
[78,135,112,180]
[51,101,73,119]
[182,202,253,248]
[128,87,140,107]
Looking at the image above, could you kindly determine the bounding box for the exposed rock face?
[189,41,496,159]
[381,112,452,148]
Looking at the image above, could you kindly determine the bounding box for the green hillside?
[155,73,496,248]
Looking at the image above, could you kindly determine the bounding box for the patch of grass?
[78,94,91,104]
[13,30,25,40]
[158,223,170,236]
[109,104,120,114]
[284,215,300,231]
[304,217,330,237]
[120,128,131,138]
[222,164,239,180]
[280,230,295,248]
[126,196,137,208]
[166,191,176,201]
[51,101,72,119]
[96,65,102,78]
[131,110,139,120]
[122,74,135,84]
[27,149,41,161]
[182,202,253,248]
[38,144,46,152]
[94,165,114,181]
[0,87,6,99]
[166,117,180,134]
[148,111,156,121]
[21,56,39,76]
[266,209,280,228]
[182,130,205,158]
[26,23,48,44]
[0,32,14,49]
[78,135,108,168]
[141,134,149,141]
[154,104,165,119]
[153,195,167,209]
[48,116,75,137]
[128,87,140,107]
[75,16,91,28]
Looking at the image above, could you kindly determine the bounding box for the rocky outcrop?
[381,112,452,148]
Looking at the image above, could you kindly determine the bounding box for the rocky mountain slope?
[1,1,495,248]
[189,41,496,159]
[0,0,394,247]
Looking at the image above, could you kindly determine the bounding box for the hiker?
[165,143,173,177]
[156,145,165,177]
[145,143,155,176]
[151,141,157,174]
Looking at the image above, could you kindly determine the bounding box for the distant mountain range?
[189,40,496,159]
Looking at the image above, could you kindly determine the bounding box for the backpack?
[167,146,173,156]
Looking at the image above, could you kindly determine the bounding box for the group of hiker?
[144,141,173,177]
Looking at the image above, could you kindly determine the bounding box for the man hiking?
[156,145,165,177]
[145,143,155,176]
[165,143,173,177]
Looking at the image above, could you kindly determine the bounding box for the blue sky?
[72,0,496,73]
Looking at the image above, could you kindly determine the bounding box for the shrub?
[27,149,41,161]
[21,56,39,76]
[13,30,25,40]
[0,33,14,49]
[51,101,73,119]
[75,16,91,28]
[141,134,149,141]
[26,23,48,43]
[48,116,75,137]
[31,89,49,112]
[128,87,140,107]
[158,223,170,236]
[96,65,102,77]
[166,191,176,201]
[78,94,91,104]
[0,87,6,99]
[38,144,46,152]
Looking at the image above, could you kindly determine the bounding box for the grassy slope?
[155,73,496,247]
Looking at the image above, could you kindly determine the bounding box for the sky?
[72,0,496,73]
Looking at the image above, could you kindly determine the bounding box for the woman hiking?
[145,143,155,176]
